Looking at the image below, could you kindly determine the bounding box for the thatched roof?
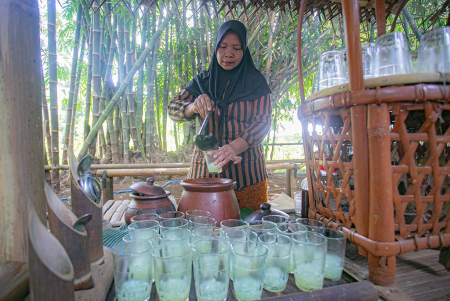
[89,0,409,22]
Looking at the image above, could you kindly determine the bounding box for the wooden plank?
[102,200,114,215]
[0,262,29,301]
[375,285,415,301]
[104,201,121,221]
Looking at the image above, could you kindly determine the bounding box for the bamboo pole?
[41,70,52,167]
[89,1,101,157]
[70,33,86,151]
[162,3,170,152]
[62,5,82,165]
[0,0,46,264]
[342,0,370,259]
[84,17,93,140]
[118,15,130,163]
[48,0,60,192]
[136,12,146,156]
[78,9,175,159]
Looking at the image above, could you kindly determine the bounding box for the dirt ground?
[58,171,305,204]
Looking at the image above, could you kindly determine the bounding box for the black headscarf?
[184,20,271,146]
[185,20,270,105]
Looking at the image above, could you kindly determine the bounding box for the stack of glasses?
[314,26,450,93]
[112,210,347,301]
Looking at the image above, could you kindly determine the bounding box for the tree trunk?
[62,5,82,165]
[0,0,46,264]
[78,10,174,158]
[402,7,422,40]
[48,0,60,191]
[199,6,207,71]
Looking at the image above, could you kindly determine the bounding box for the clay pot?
[244,202,290,223]
[124,177,175,225]
[178,178,240,225]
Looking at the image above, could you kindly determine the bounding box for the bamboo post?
[28,201,74,301]
[69,150,104,265]
[45,183,93,290]
[342,0,370,258]
[367,104,396,286]
[0,0,46,265]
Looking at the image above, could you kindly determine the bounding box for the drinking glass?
[277,222,307,274]
[220,219,248,230]
[159,218,189,235]
[193,238,231,301]
[372,32,413,77]
[291,232,327,291]
[248,220,278,237]
[295,218,325,234]
[113,240,153,301]
[323,228,346,281]
[417,27,450,73]
[203,147,222,174]
[225,228,257,280]
[160,228,192,245]
[261,215,289,224]
[318,50,347,90]
[258,234,292,292]
[131,213,159,223]
[293,191,302,216]
[191,226,224,244]
[186,209,211,221]
[231,241,269,301]
[361,42,376,79]
[159,211,185,221]
[153,241,192,301]
[128,220,160,241]
[189,216,217,230]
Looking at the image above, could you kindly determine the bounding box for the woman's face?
[216,31,244,70]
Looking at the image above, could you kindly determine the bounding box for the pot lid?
[130,177,167,196]
[244,202,290,223]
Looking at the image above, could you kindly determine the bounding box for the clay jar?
[177,178,240,225]
[125,177,175,225]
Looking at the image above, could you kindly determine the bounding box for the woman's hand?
[212,144,241,168]
[186,94,214,119]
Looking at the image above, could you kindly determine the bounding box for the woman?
[168,20,271,210]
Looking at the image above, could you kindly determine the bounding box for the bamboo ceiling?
[87,0,410,24]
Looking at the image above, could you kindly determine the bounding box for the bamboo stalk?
[48,0,60,192]
[162,4,170,152]
[62,5,82,165]
[136,12,146,157]
[70,33,86,151]
[78,10,175,159]
[84,18,93,140]
[89,1,101,157]
[105,15,119,163]
[125,15,143,157]
[41,70,52,166]
[118,15,130,163]
[145,11,157,161]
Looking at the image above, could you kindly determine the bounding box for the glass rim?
[112,240,152,257]
[152,242,192,259]
[160,218,188,228]
[128,219,160,230]
[292,232,327,246]
[192,237,231,254]
[277,222,308,233]
[158,211,185,219]
[185,209,211,218]
[323,228,346,240]
[258,233,291,245]
[231,241,268,258]
[295,218,325,228]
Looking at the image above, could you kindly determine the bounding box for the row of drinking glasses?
[112,211,346,301]
[314,26,450,92]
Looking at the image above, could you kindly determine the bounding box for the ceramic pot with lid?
[177,178,240,225]
[125,177,175,225]
[244,202,290,223]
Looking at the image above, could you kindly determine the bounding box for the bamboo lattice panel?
[301,83,450,243]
